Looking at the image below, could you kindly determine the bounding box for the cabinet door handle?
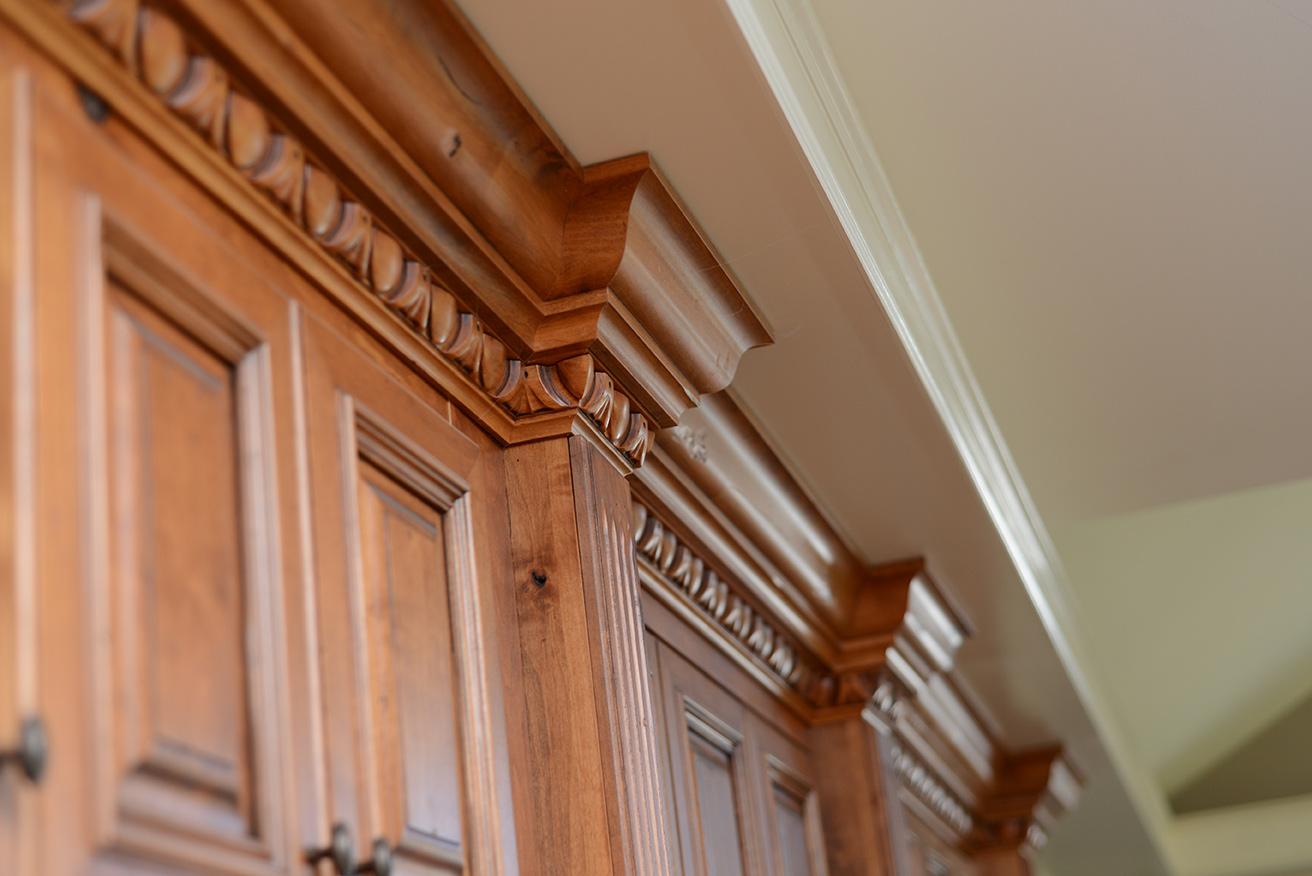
[306,822,356,874]
[0,716,48,784]
[354,837,393,876]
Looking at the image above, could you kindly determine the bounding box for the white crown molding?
[716,0,1181,868]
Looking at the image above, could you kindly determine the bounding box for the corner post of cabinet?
[502,432,674,876]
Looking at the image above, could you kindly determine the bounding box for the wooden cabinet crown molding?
[260,0,772,424]
[967,747,1083,859]
[4,0,772,466]
[10,0,1089,864]
[638,387,1085,862]
[184,0,770,429]
[648,392,972,675]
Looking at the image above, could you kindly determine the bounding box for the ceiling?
[805,0,1312,526]
[459,0,1309,873]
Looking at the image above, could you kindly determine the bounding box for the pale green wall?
[1058,476,1312,793]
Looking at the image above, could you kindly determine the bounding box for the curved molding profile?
[574,157,774,422]
[190,0,772,428]
[966,747,1082,858]
[63,0,655,466]
[888,738,974,838]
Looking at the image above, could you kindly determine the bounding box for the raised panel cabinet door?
[751,722,828,876]
[655,640,761,876]
[300,314,505,875]
[23,64,310,876]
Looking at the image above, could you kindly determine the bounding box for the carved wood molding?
[260,0,771,428]
[63,0,654,466]
[632,499,886,711]
[632,500,826,701]
[888,739,974,839]
[872,676,1081,859]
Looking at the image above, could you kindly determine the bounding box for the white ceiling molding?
[714,0,1180,866]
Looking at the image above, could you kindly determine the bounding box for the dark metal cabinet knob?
[306,822,356,874]
[0,716,48,784]
[355,838,393,876]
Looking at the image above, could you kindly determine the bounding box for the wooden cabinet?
[646,621,829,876]
[0,34,511,875]
[0,3,1082,876]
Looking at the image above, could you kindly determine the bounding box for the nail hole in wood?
[77,83,109,124]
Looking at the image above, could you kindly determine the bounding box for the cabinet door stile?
[0,56,36,876]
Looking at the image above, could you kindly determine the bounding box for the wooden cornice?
[632,498,829,716]
[845,559,971,683]
[577,157,772,423]
[871,679,1083,857]
[969,748,1083,857]
[633,400,972,720]
[659,393,973,658]
[201,0,772,426]
[640,389,1084,846]
[657,393,870,627]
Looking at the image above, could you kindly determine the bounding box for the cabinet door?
[300,315,505,874]
[24,68,310,875]
[655,640,760,876]
[649,627,831,876]
[753,722,828,876]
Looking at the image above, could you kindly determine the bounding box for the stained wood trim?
[886,738,974,841]
[870,679,1080,862]
[345,400,506,874]
[502,439,621,875]
[639,393,1084,861]
[763,754,831,876]
[233,0,771,425]
[0,61,35,875]
[568,437,675,876]
[632,499,827,712]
